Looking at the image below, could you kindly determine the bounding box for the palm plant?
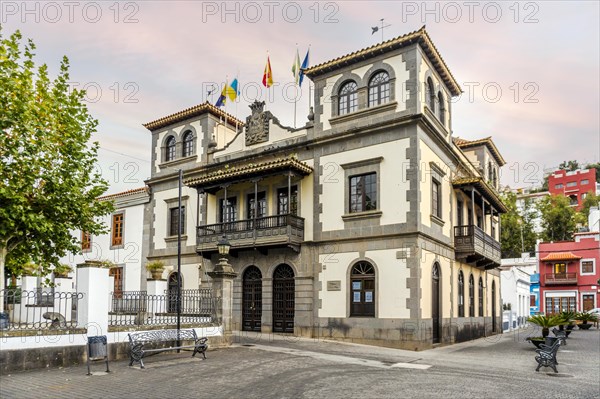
[575,312,599,324]
[527,314,563,337]
[558,311,577,330]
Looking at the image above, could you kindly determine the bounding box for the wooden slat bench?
[128,329,208,369]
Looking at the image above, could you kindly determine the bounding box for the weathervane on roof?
[371,18,391,42]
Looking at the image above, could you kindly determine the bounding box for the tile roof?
[143,101,244,131]
[452,176,507,213]
[540,252,582,262]
[453,136,506,166]
[97,187,149,201]
[185,156,313,187]
[304,26,461,97]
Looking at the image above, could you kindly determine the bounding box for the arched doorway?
[242,266,262,332]
[491,280,497,333]
[168,272,180,313]
[432,263,441,344]
[272,264,295,333]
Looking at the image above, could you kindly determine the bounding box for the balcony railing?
[197,214,304,254]
[544,273,577,285]
[454,225,501,269]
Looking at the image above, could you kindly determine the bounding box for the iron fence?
[0,289,83,331]
[109,289,219,327]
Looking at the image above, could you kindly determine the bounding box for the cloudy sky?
[3,1,599,194]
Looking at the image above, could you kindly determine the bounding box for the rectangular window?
[554,183,563,189]
[581,179,589,185]
[581,260,594,274]
[349,173,377,213]
[566,181,577,187]
[530,294,536,307]
[219,197,237,223]
[247,192,266,219]
[81,231,91,251]
[277,186,298,215]
[109,267,123,298]
[554,263,566,275]
[111,213,123,246]
[169,206,185,236]
[457,199,464,226]
[545,296,575,314]
[432,178,441,218]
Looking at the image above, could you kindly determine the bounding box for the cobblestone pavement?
[1,328,599,399]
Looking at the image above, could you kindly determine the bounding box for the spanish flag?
[262,56,273,88]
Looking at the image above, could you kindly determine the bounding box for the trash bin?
[0,312,9,330]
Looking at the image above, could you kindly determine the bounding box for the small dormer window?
[368,71,390,107]
[165,136,176,162]
[427,77,435,112]
[438,91,445,125]
[339,81,358,115]
[182,131,194,157]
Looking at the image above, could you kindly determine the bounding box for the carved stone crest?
[245,101,271,146]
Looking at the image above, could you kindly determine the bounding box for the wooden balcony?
[543,273,577,285]
[454,225,501,269]
[197,214,304,257]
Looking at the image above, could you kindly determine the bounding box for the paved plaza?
[1,328,599,398]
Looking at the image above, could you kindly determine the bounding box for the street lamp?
[212,235,235,275]
[217,235,231,256]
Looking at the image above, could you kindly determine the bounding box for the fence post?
[147,279,168,314]
[76,261,109,335]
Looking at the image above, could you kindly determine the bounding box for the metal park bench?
[551,328,568,345]
[535,339,561,373]
[127,329,208,369]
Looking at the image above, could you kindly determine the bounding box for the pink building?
[538,230,600,314]
[548,168,596,210]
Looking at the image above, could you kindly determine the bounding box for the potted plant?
[559,311,577,336]
[527,314,563,348]
[53,263,73,278]
[575,312,598,330]
[146,260,165,280]
[21,261,39,276]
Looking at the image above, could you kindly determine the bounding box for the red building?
[548,168,597,210]
[538,231,600,314]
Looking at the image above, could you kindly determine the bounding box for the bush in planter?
[145,260,165,279]
[527,314,563,338]
[559,311,577,332]
[575,312,598,329]
[53,263,73,278]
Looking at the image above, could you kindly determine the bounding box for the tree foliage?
[537,195,577,242]
[500,192,537,258]
[0,29,113,286]
[558,160,580,172]
[585,163,600,183]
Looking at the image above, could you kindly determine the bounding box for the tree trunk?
[0,246,6,312]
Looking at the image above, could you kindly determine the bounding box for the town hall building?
[142,27,507,349]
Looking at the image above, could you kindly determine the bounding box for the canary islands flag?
[226,78,239,101]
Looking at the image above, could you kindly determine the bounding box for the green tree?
[500,192,537,258]
[575,192,600,227]
[558,160,580,172]
[0,29,113,291]
[537,195,577,242]
[585,163,600,183]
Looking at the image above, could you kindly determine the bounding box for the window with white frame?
[581,259,595,275]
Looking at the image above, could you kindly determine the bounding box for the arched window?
[426,77,435,112]
[438,91,445,125]
[182,131,194,157]
[368,71,390,107]
[165,136,176,162]
[478,277,484,316]
[469,274,475,317]
[350,261,375,317]
[458,271,464,317]
[338,81,358,116]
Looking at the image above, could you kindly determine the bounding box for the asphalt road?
[1,328,599,398]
